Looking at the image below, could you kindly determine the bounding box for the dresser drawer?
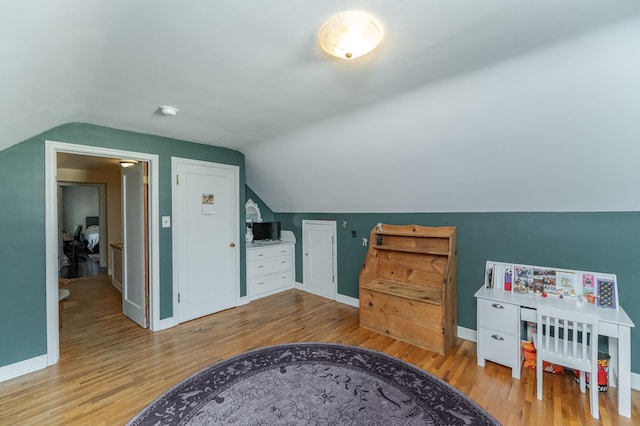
[477,327,520,368]
[248,271,293,297]
[247,255,292,278]
[247,244,293,261]
[477,298,519,334]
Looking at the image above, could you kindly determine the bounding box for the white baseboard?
[111,277,122,293]
[294,282,359,308]
[457,326,476,342]
[0,354,47,383]
[632,373,640,391]
[8,294,638,392]
[247,285,295,302]
[155,316,178,331]
[335,293,359,308]
[155,297,250,331]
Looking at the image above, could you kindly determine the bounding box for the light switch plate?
[162,216,171,228]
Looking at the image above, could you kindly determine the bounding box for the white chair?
[536,305,599,419]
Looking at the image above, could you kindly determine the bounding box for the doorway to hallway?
[45,140,161,368]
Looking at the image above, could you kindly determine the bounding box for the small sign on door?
[202,193,215,215]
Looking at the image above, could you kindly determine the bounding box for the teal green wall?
[3,126,639,376]
[0,123,246,368]
[275,212,640,372]
[0,140,48,365]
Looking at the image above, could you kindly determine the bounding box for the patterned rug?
[128,343,500,425]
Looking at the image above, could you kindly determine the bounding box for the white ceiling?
[3,1,640,212]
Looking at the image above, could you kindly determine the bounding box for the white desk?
[475,286,634,418]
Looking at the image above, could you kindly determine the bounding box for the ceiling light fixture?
[120,160,138,168]
[159,105,179,116]
[318,10,384,60]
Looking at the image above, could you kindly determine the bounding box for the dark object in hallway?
[60,249,107,279]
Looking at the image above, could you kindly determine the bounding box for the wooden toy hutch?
[359,223,457,354]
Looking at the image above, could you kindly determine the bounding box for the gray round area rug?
[128,343,500,425]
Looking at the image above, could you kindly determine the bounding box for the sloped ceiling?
[2,1,640,212]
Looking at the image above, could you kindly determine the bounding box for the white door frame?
[302,220,337,299]
[45,140,160,367]
[171,157,240,323]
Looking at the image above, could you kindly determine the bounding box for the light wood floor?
[1,276,638,425]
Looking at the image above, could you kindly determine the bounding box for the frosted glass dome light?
[318,11,384,60]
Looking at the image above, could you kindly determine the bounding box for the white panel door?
[174,158,239,323]
[122,162,147,328]
[57,185,64,270]
[303,220,336,300]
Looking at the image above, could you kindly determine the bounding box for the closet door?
[303,220,336,300]
[173,158,239,323]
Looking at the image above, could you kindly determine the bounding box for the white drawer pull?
[257,254,264,257]
[257,265,264,268]
[491,303,504,309]
[257,281,265,286]
[491,334,504,341]
[281,260,287,264]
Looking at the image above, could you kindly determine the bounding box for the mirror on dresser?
[245,199,262,243]
[245,198,262,224]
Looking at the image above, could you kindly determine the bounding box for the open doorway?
[58,181,108,279]
[45,141,161,367]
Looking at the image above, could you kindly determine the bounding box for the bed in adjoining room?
[85,216,100,253]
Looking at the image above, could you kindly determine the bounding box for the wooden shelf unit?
[359,224,457,355]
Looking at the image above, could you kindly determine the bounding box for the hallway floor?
[59,249,108,279]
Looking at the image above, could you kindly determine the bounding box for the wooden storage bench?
[359,224,457,354]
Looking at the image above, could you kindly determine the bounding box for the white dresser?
[246,239,295,300]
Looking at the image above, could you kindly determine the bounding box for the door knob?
[230,242,236,247]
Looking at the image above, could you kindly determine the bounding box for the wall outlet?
[162,216,171,228]
[362,238,368,247]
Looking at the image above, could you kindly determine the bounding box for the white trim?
[238,296,250,306]
[171,157,241,324]
[264,290,640,391]
[45,141,162,368]
[335,293,359,308]
[632,373,640,391]
[0,355,47,383]
[328,299,480,341]
[156,316,179,331]
[248,285,295,302]
[457,326,477,342]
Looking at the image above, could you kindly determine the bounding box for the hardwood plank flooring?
[0,276,638,425]
[59,249,108,279]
